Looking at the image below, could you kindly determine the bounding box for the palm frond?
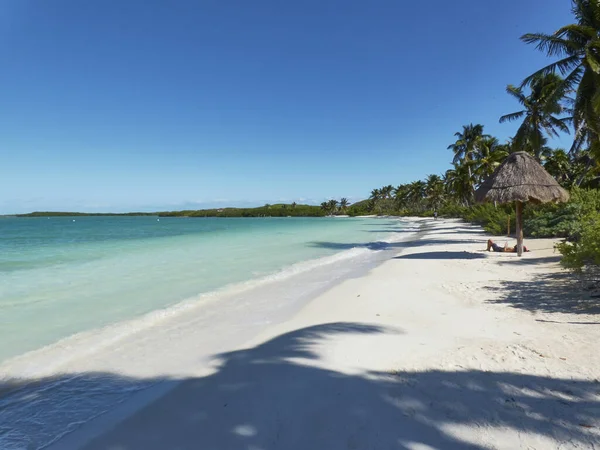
[521,55,582,86]
[505,85,527,104]
[586,48,600,74]
[548,115,571,134]
[555,24,596,46]
[573,67,597,132]
[499,110,526,123]
[521,32,577,56]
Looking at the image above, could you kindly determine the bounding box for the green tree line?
[159,200,353,218]
[361,1,600,272]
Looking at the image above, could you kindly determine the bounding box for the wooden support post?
[515,201,523,257]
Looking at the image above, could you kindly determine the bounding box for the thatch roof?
[475,152,569,204]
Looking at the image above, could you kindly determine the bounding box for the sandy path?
[77,219,600,449]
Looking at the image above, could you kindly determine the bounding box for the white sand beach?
[57,219,600,449]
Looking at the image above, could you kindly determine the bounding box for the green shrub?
[523,188,600,240]
[556,212,600,271]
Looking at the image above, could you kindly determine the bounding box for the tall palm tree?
[444,164,473,206]
[370,189,381,201]
[380,185,394,200]
[499,73,570,161]
[369,188,381,212]
[448,124,488,167]
[475,136,509,182]
[339,198,350,213]
[425,175,445,211]
[327,199,339,216]
[448,124,488,201]
[520,0,600,156]
[393,184,410,210]
[544,148,572,186]
[407,181,427,210]
[571,149,597,186]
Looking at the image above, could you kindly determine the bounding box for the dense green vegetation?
[362,1,600,273]
[17,202,362,219]
[16,211,157,217]
[159,199,357,218]
[160,203,339,218]
[159,204,323,217]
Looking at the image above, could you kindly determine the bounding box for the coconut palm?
[475,137,509,182]
[380,185,394,200]
[448,124,488,167]
[544,148,572,186]
[445,164,473,206]
[393,184,410,210]
[370,189,381,201]
[291,202,297,209]
[520,0,600,156]
[448,124,489,200]
[407,181,427,210]
[425,175,445,211]
[327,199,339,216]
[339,198,350,212]
[570,149,597,186]
[499,73,570,161]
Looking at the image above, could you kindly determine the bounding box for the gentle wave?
[0,234,411,380]
[0,220,418,450]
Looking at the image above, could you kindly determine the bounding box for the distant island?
[16,211,158,217]
[15,200,372,218]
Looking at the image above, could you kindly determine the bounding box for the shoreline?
[0,215,410,369]
[5,218,597,449]
[70,218,600,450]
[3,218,425,450]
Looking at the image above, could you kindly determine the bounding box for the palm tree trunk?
[516,201,524,257]
[466,159,475,204]
[575,157,594,186]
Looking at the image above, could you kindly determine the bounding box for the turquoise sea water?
[0,216,402,365]
[0,216,413,450]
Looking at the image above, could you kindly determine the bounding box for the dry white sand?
[75,219,600,449]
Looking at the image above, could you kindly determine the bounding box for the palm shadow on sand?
[486,271,600,315]
[6,322,596,450]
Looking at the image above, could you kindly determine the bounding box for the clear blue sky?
[0,0,573,213]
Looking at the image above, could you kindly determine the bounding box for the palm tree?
[499,73,570,161]
[407,181,426,211]
[425,175,445,211]
[393,184,410,210]
[448,124,488,202]
[320,202,329,214]
[380,185,394,200]
[327,199,339,216]
[444,164,473,206]
[475,137,509,182]
[339,198,350,213]
[291,202,297,209]
[520,0,600,156]
[570,149,597,186]
[544,148,572,186]
[448,124,488,167]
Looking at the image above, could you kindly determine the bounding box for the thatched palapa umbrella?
[475,151,569,257]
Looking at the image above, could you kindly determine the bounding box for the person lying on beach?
[486,239,529,253]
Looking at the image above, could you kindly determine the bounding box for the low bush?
[556,213,600,271]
